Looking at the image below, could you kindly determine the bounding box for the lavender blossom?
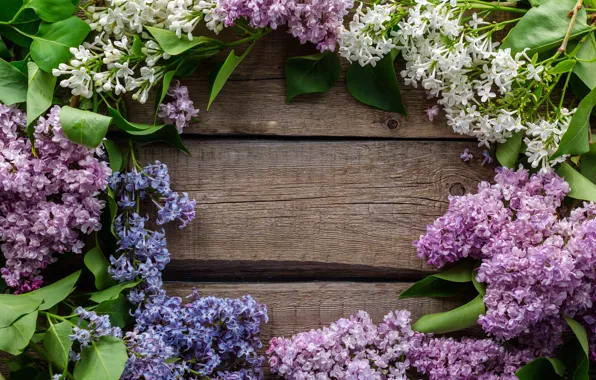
[459,148,473,162]
[158,83,199,134]
[0,105,110,292]
[69,307,122,348]
[267,310,422,379]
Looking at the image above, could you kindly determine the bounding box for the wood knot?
[386,119,399,130]
[449,183,466,196]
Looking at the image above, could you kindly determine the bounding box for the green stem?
[559,71,573,110]
[28,342,75,380]
[0,0,33,25]
[460,0,527,14]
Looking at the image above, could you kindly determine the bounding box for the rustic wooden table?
[127,30,496,378]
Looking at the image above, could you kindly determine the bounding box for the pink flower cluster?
[267,310,423,379]
[215,0,354,51]
[158,83,199,134]
[408,337,533,380]
[0,105,110,292]
[415,167,596,357]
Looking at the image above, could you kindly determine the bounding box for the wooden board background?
[0,30,497,378]
[139,30,496,378]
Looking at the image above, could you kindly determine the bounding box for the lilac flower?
[415,167,596,356]
[267,310,422,379]
[0,105,110,292]
[213,0,353,51]
[158,82,199,134]
[459,148,473,162]
[69,307,122,348]
[408,337,533,379]
[481,150,494,166]
[123,291,268,379]
[426,105,440,121]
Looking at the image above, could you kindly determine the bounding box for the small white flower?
[526,64,544,82]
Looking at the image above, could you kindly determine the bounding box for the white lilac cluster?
[86,1,223,40]
[338,2,402,67]
[53,34,170,103]
[339,0,574,171]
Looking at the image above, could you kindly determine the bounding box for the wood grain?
[128,29,463,139]
[136,139,495,280]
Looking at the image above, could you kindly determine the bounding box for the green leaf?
[103,139,123,172]
[580,144,596,183]
[28,0,75,22]
[73,336,127,380]
[574,33,596,89]
[95,294,132,328]
[346,52,406,114]
[11,60,29,75]
[552,87,596,159]
[557,163,596,201]
[208,42,256,110]
[25,270,81,310]
[108,107,189,154]
[285,51,341,102]
[107,190,118,238]
[26,61,56,129]
[30,16,90,73]
[0,0,23,22]
[59,106,112,148]
[501,0,591,55]
[565,316,589,356]
[399,260,476,299]
[157,70,176,107]
[0,57,27,105]
[516,357,565,379]
[550,59,577,74]
[413,295,485,334]
[496,131,524,168]
[89,280,139,303]
[0,37,10,60]
[44,321,73,369]
[0,311,38,355]
[126,123,189,154]
[31,332,45,343]
[145,26,219,56]
[84,245,117,291]
[561,316,590,380]
[0,294,42,328]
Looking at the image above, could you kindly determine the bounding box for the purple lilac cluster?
[408,337,533,380]
[415,167,596,356]
[0,105,110,292]
[158,82,199,134]
[108,163,269,378]
[123,290,268,379]
[108,162,195,296]
[267,310,423,379]
[214,0,354,51]
[69,307,123,361]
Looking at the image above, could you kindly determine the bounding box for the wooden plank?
[128,29,462,138]
[137,139,495,280]
[132,78,458,139]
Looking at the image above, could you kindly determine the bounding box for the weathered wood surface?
[131,30,461,138]
[137,139,494,281]
[164,282,464,379]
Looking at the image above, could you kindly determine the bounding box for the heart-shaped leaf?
[59,106,112,148]
[557,163,596,201]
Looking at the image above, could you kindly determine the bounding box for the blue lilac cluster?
[415,167,596,357]
[408,337,533,380]
[68,307,123,361]
[124,290,268,379]
[108,161,269,378]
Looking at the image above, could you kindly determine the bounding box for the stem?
[461,0,527,14]
[559,71,573,110]
[28,342,75,380]
[559,0,585,53]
